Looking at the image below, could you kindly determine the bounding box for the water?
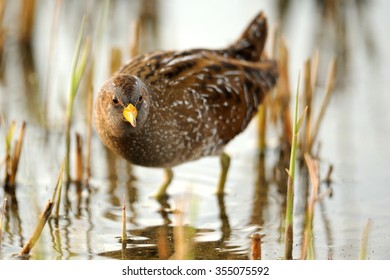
[0,0,390,260]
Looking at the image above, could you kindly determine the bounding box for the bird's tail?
[220,12,268,61]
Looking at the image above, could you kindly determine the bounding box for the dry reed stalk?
[311,49,319,93]
[303,60,312,154]
[110,47,122,76]
[121,194,127,249]
[0,197,7,247]
[277,37,292,144]
[257,103,267,150]
[251,233,262,260]
[138,0,158,51]
[257,23,279,151]
[257,24,278,150]
[316,186,333,201]
[359,219,372,260]
[0,29,4,65]
[19,0,36,45]
[19,200,54,255]
[269,24,279,59]
[129,20,140,58]
[43,0,63,122]
[309,58,336,150]
[325,164,333,185]
[0,0,6,65]
[4,121,15,185]
[85,67,94,183]
[301,153,320,260]
[5,121,26,187]
[0,0,5,29]
[75,133,83,184]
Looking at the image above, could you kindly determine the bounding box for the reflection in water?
[83,183,94,259]
[104,150,140,225]
[250,152,269,227]
[319,199,333,259]
[20,44,41,122]
[125,164,138,225]
[98,175,237,259]
[105,148,119,206]
[3,188,23,248]
[48,218,63,259]
[217,194,231,244]
[100,225,247,260]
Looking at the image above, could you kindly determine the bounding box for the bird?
[94,11,278,198]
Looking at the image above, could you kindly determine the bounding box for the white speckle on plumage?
[187,117,196,123]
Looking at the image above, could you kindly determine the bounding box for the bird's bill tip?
[123,103,137,127]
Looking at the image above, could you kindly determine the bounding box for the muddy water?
[1,0,390,260]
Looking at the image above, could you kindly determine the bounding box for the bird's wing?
[157,51,278,139]
[162,51,277,108]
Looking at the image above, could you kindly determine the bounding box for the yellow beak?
[123,103,137,127]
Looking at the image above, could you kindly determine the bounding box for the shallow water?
[1,0,390,260]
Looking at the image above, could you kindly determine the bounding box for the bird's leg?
[217,152,231,195]
[155,168,173,199]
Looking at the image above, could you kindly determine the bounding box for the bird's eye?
[138,95,143,103]
[112,96,119,105]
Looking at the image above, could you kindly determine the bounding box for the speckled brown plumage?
[94,12,278,168]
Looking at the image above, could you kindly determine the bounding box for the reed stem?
[303,60,312,154]
[301,153,319,260]
[284,73,304,260]
[251,233,262,260]
[359,219,372,260]
[75,133,83,184]
[19,200,54,255]
[0,197,7,248]
[309,58,336,150]
[65,16,90,182]
[53,161,65,218]
[85,68,93,183]
[4,121,26,188]
[129,20,140,58]
[257,103,267,151]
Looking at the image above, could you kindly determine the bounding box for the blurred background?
[0,0,389,260]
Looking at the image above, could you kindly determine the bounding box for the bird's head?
[94,74,150,138]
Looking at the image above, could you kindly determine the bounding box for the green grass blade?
[65,16,90,182]
[284,73,303,260]
[5,121,15,154]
